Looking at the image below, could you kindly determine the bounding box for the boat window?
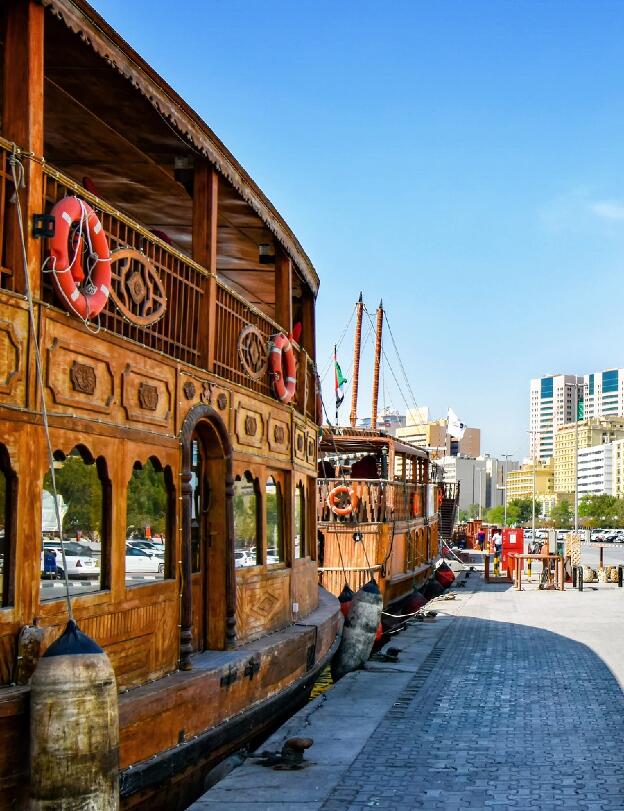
[41,447,108,601]
[233,472,259,568]
[266,477,284,565]
[0,445,15,609]
[125,458,171,586]
[294,481,305,559]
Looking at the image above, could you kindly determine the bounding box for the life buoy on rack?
[269,333,297,404]
[410,490,422,518]
[327,484,359,517]
[49,196,111,320]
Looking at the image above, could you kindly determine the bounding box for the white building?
[582,369,624,419]
[530,374,582,462]
[482,455,519,509]
[577,444,613,497]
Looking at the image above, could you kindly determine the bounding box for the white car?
[127,539,165,558]
[41,542,100,579]
[125,544,164,574]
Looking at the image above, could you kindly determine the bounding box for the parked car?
[127,539,165,558]
[235,550,252,568]
[41,541,100,579]
[125,544,164,574]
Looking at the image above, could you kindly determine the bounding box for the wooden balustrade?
[317,478,426,524]
[318,565,381,595]
[0,154,317,415]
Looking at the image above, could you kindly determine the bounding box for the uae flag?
[334,352,347,409]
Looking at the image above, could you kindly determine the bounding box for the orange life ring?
[269,333,297,404]
[327,484,359,517]
[49,196,111,320]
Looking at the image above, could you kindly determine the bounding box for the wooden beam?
[274,245,292,334]
[192,159,218,370]
[2,0,45,297]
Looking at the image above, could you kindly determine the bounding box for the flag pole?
[334,344,338,426]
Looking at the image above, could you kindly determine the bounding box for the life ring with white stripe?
[269,332,297,404]
[49,196,111,320]
[327,484,359,517]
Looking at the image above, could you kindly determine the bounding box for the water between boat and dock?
[189,558,624,811]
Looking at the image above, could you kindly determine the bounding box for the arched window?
[233,472,259,568]
[125,457,172,585]
[266,476,284,564]
[294,481,305,559]
[0,445,16,609]
[40,446,109,600]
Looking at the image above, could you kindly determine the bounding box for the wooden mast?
[349,293,364,428]
[370,300,384,431]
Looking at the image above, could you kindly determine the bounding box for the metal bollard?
[619,565,623,588]
[493,553,500,577]
[572,566,577,588]
[578,567,583,592]
[527,558,532,579]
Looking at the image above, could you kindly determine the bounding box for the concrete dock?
[191,571,624,810]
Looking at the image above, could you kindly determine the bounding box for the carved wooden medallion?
[217,393,227,411]
[70,361,96,395]
[183,381,196,400]
[138,382,159,411]
[109,248,167,326]
[273,425,285,444]
[238,325,268,381]
[244,415,257,436]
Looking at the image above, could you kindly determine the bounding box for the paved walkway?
[193,573,624,810]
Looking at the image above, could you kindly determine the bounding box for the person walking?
[493,530,502,556]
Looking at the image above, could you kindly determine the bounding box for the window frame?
[233,470,261,569]
[265,474,285,567]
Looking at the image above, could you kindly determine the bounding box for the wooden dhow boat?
[0,1,340,808]
[317,298,446,617]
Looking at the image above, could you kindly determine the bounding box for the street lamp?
[528,430,548,540]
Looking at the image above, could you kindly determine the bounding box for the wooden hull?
[318,518,439,608]
[0,589,341,811]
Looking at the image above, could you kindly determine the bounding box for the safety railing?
[32,161,312,414]
[317,478,426,524]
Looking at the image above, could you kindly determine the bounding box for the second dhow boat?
[316,297,444,619]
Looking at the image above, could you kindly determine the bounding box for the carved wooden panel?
[267,415,290,456]
[306,429,317,466]
[122,364,173,429]
[293,422,306,463]
[109,247,167,326]
[234,403,265,449]
[235,572,290,641]
[46,337,114,414]
[0,318,23,396]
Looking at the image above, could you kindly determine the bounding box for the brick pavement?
[321,584,624,811]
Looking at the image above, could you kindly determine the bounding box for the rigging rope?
[10,146,74,620]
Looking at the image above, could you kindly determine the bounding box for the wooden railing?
[317,478,426,524]
[318,565,381,596]
[9,157,316,415]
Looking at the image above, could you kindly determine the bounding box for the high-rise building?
[553,417,624,495]
[582,369,624,419]
[529,375,582,461]
[577,444,613,497]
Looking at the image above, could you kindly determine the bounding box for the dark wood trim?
[180,405,235,669]
[274,245,292,334]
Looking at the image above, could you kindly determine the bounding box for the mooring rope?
[10,145,74,621]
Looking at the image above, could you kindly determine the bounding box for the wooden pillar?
[370,301,383,431]
[2,0,45,298]
[275,245,292,334]
[192,159,218,370]
[349,293,364,427]
[301,287,316,358]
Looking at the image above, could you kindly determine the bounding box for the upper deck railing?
[0,140,317,418]
[317,478,427,524]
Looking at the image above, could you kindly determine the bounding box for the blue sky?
[92,0,624,460]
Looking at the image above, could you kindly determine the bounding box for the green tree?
[485,505,505,525]
[550,499,573,529]
[509,498,533,525]
[44,454,101,538]
[579,494,622,527]
[126,460,168,537]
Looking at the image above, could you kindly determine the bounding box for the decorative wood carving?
[183,381,196,400]
[235,404,264,448]
[244,415,257,437]
[122,364,172,428]
[109,248,167,326]
[267,415,289,455]
[274,425,285,444]
[217,393,227,411]
[297,435,304,452]
[70,360,96,395]
[0,318,23,395]
[237,325,268,381]
[46,336,114,414]
[138,382,159,411]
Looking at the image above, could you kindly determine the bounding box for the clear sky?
[92,0,624,461]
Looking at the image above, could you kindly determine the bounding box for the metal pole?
[501,453,511,527]
[334,344,338,426]
[532,439,536,541]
